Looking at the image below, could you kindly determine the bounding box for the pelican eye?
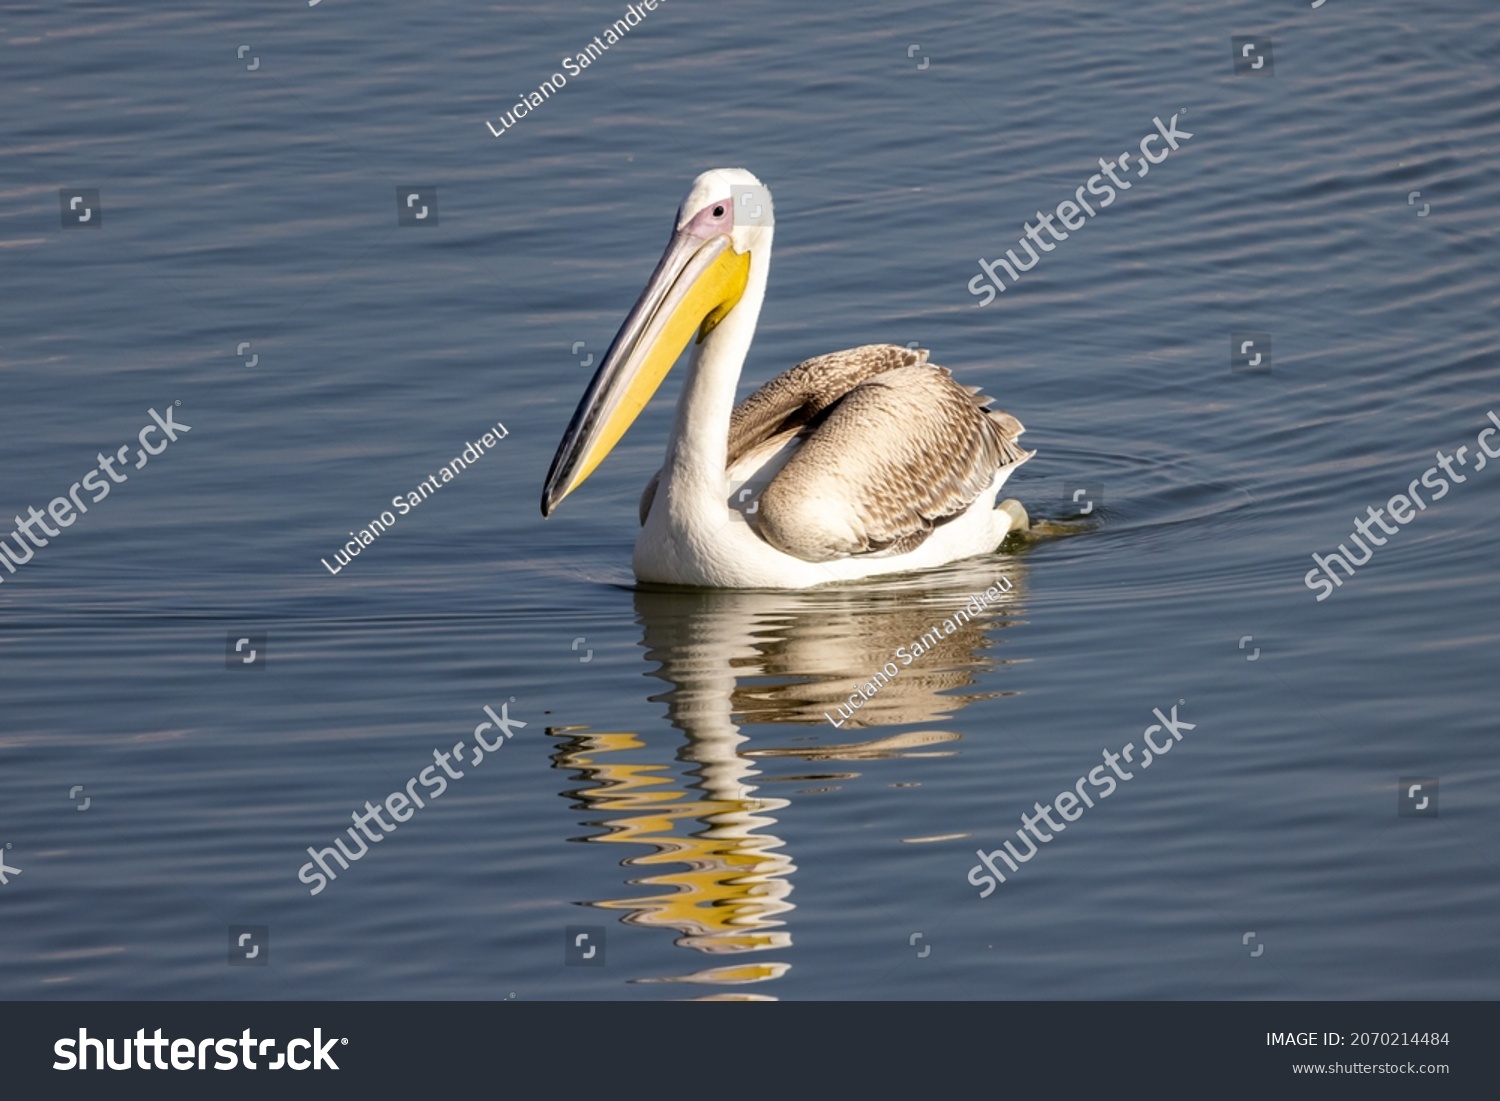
[713,205,725,217]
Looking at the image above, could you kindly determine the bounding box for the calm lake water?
[2,0,1498,1000]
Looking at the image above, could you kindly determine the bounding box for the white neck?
[660,239,771,519]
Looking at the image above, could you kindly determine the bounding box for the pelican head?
[541,168,775,516]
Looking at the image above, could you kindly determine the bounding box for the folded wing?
[641,344,1030,562]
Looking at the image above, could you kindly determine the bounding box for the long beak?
[541,230,750,516]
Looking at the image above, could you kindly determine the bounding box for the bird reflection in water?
[548,561,1026,997]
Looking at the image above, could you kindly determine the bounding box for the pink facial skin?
[679,196,735,238]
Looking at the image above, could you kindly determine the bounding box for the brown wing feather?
[755,360,1029,561]
[642,343,928,525]
[726,344,929,468]
[640,344,1030,556]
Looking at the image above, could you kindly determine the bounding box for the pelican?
[541,168,1033,589]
